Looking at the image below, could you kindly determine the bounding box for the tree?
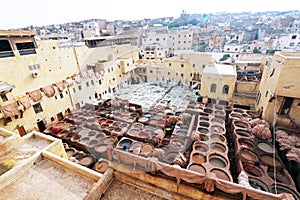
[253,47,261,54]
[219,54,231,61]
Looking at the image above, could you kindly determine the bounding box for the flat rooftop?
[203,64,237,76]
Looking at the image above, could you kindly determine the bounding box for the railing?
[19,49,36,56]
[0,51,15,58]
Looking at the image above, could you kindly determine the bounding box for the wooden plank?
[84,168,114,200]
[112,162,226,200]
[41,151,101,181]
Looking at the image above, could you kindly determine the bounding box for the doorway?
[280,97,294,115]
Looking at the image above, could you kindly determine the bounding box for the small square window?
[86,82,89,87]
[91,80,94,85]
[33,103,43,114]
[1,94,8,102]
[73,88,76,93]
[78,85,82,90]
[60,93,63,98]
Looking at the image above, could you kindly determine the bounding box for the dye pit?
[43,81,300,199]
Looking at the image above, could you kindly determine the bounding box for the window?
[156,38,159,41]
[210,84,217,93]
[190,73,193,77]
[193,64,195,67]
[269,68,275,77]
[78,85,82,90]
[127,63,129,67]
[0,40,14,58]
[222,85,229,94]
[291,35,297,39]
[33,103,43,114]
[91,80,94,85]
[168,72,170,75]
[99,80,102,85]
[1,94,8,102]
[60,93,64,98]
[265,90,268,97]
[16,41,36,55]
[73,88,76,93]
[150,70,153,73]
[169,63,171,67]
[86,82,89,87]
[181,64,184,68]
[176,73,178,76]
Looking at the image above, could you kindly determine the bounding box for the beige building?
[256,52,300,127]
[0,30,138,134]
[200,64,237,104]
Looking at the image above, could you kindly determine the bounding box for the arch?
[222,85,229,94]
[210,83,217,93]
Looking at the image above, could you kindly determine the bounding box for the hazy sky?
[1,0,299,29]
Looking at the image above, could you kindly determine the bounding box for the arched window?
[210,84,217,93]
[222,85,229,94]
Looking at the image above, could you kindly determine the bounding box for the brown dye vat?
[210,168,231,181]
[243,162,263,177]
[199,117,209,121]
[191,152,206,164]
[188,164,206,174]
[198,127,209,134]
[94,160,109,173]
[129,142,143,152]
[88,140,98,147]
[246,110,259,118]
[260,154,281,167]
[249,178,270,192]
[113,121,121,127]
[132,123,144,129]
[193,142,209,152]
[238,138,254,149]
[209,154,228,168]
[79,154,95,168]
[101,123,110,129]
[95,132,106,140]
[210,125,225,134]
[199,122,209,128]
[119,123,128,128]
[161,138,170,146]
[200,134,209,141]
[66,148,77,158]
[233,108,245,114]
[128,128,140,136]
[71,134,82,142]
[68,126,82,133]
[149,120,158,125]
[215,105,224,110]
[210,134,225,142]
[257,143,274,153]
[141,144,154,154]
[203,108,213,114]
[267,168,291,185]
[95,144,108,153]
[240,149,258,162]
[210,142,226,153]
[229,113,243,120]
[199,112,209,117]
[271,184,300,200]
[107,126,116,132]
[235,129,251,137]
[233,121,249,129]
